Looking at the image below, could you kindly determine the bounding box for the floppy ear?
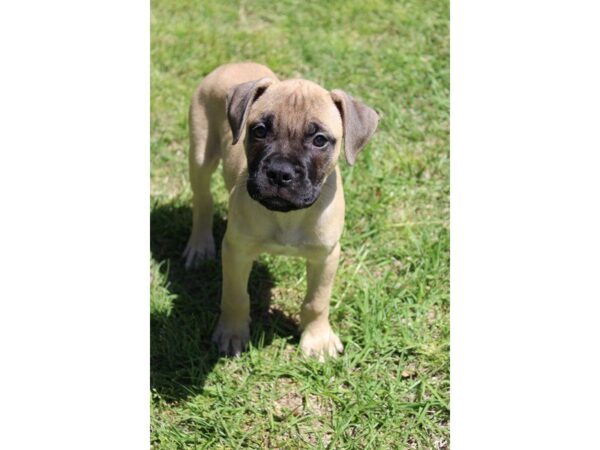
[330,89,379,165]
[226,77,274,145]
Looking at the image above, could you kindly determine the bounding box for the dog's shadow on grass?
[150,201,299,401]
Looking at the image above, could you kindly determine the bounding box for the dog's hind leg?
[183,96,221,269]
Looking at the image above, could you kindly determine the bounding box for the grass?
[151,0,449,448]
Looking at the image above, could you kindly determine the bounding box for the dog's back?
[189,62,279,190]
[184,63,278,266]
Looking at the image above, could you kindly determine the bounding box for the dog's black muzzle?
[247,156,319,212]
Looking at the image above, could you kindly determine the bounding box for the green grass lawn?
[151,0,449,448]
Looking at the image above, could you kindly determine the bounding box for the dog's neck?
[271,167,339,224]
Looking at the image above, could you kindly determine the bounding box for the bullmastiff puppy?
[183,62,379,360]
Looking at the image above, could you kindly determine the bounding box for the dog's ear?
[330,90,379,165]
[226,77,274,145]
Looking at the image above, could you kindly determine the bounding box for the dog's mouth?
[257,196,306,212]
[247,178,319,212]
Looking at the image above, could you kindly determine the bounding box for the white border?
[0,1,149,448]
[452,1,600,448]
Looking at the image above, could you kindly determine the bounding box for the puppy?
[183,62,378,359]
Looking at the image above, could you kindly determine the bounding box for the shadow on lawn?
[150,201,299,400]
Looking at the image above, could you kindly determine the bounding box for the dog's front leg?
[300,242,344,360]
[212,235,255,356]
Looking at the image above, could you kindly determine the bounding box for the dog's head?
[227,77,379,212]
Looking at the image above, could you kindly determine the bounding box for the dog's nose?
[265,160,299,187]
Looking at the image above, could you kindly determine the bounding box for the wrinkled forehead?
[249,80,343,138]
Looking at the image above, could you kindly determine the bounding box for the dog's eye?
[313,134,328,148]
[251,124,267,139]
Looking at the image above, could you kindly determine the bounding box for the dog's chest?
[264,227,310,256]
[261,222,326,257]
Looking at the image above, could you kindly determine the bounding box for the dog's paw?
[183,233,216,269]
[300,325,344,362]
[211,318,250,357]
